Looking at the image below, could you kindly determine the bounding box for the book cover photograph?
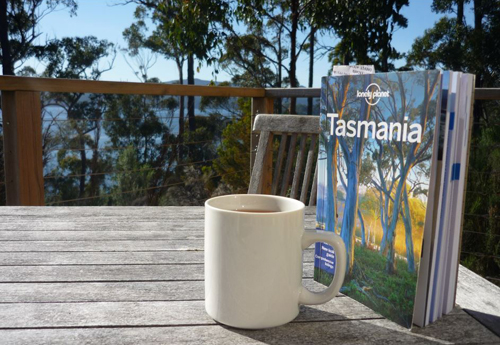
[314,70,442,328]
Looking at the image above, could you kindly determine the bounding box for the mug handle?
[299,230,347,305]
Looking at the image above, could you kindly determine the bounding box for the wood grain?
[0,298,382,329]
[0,207,497,345]
[253,114,320,134]
[1,91,44,205]
[309,163,318,206]
[250,97,274,173]
[0,279,328,303]
[290,135,307,199]
[0,315,498,345]
[248,131,272,194]
[0,249,315,266]
[271,134,288,195]
[0,76,264,97]
[280,134,297,196]
[301,135,317,204]
[0,206,317,217]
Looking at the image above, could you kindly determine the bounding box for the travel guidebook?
[314,69,475,328]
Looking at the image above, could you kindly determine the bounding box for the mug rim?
[205,194,305,215]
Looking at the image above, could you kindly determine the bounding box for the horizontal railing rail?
[0,76,265,97]
[265,87,500,100]
[2,76,498,99]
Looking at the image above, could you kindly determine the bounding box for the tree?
[406,0,500,134]
[110,146,155,205]
[220,26,282,88]
[40,36,115,201]
[123,5,188,160]
[334,74,374,273]
[236,0,315,114]
[123,0,232,130]
[0,0,77,75]
[318,0,409,72]
[212,97,252,193]
[370,71,440,273]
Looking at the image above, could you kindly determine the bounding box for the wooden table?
[0,207,499,344]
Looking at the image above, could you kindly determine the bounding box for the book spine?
[452,74,476,308]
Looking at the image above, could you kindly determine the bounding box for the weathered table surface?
[0,207,499,345]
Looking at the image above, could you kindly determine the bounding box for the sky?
[26,0,474,88]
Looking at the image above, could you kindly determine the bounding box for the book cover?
[314,70,442,328]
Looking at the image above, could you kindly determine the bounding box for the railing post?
[1,91,44,205]
[251,97,274,193]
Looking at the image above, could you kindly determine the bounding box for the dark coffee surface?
[232,209,279,213]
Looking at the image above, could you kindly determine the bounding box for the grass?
[315,244,418,328]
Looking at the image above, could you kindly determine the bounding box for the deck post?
[250,97,274,187]
[1,91,44,205]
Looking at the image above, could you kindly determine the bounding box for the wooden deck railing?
[0,75,499,205]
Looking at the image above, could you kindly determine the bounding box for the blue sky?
[27,0,474,87]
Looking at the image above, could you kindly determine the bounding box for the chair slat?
[300,134,318,204]
[253,115,320,134]
[248,131,273,194]
[291,135,307,199]
[280,134,297,196]
[249,115,321,203]
[309,163,318,206]
[271,134,288,195]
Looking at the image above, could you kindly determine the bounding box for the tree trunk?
[90,124,101,202]
[340,158,360,274]
[385,229,396,274]
[276,28,283,114]
[457,0,464,26]
[402,186,415,273]
[0,0,14,75]
[187,53,196,132]
[307,26,316,115]
[326,137,336,233]
[358,207,366,247]
[79,134,87,200]
[472,0,485,133]
[177,59,184,161]
[289,0,298,115]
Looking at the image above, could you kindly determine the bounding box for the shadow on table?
[225,306,498,345]
[462,308,500,337]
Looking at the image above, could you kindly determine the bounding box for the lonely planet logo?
[356,83,390,106]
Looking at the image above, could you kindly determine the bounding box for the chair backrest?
[248,114,320,206]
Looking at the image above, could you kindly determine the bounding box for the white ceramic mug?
[204,194,346,329]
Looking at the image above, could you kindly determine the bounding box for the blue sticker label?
[314,243,336,274]
[449,112,455,130]
[451,163,461,181]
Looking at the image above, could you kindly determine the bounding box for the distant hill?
[165,79,319,111]
[165,78,224,86]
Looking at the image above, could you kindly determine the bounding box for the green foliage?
[159,165,213,206]
[406,0,500,285]
[134,0,231,65]
[212,98,252,193]
[317,0,409,71]
[462,105,500,285]
[407,0,500,88]
[406,17,469,71]
[317,245,418,328]
[109,147,155,206]
[0,0,78,74]
[41,36,115,79]
[103,93,168,162]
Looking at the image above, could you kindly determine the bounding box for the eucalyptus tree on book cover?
[315,70,441,327]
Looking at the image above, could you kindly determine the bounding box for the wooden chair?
[248,114,320,206]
